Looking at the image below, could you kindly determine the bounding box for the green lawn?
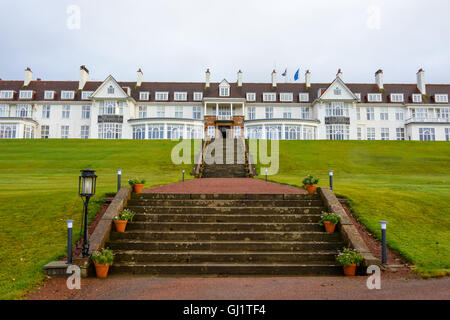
[251,140,450,277]
[0,139,199,300]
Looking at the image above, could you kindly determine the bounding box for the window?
[326,124,349,140]
[62,105,70,119]
[283,107,291,119]
[0,104,9,117]
[326,102,349,117]
[265,125,282,140]
[16,104,31,117]
[133,125,146,139]
[138,106,147,118]
[265,107,273,119]
[148,124,165,139]
[412,94,422,103]
[44,91,55,100]
[303,127,314,140]
[193,106,201,120]
[395,108,404,121]
[247,126,263,139]
[157,106,165,117]
[357,127,362,140]
[0,90,14,99]
[82,106,90,119]
[367,128,376,140]
[174,92,187,101]
[193,92,203,101]
[301,107,311,119]
[355,93,361,102]
[0,124,17,138]
[381,128,390,140]
[246,93,256,101]
[368,93,382,102]
[81,125,90,139]
[41,125,49,139]
[82,91,93,100]
[139,92,150,101]
[396,128,405,140]
[234,126,241,139]
[446,128,450,141]
[98,123,122,139]
[419,128,435,141]
[107,86,114,94]
[284,125,302,140]
[61,91,74,100]
[380,108,389,120]
[299,93,309,102]
[24,125,34,138]
[61,125,69,139]
[218,106,231,119]
[247,107,255,120]
[207,126,215,138]
[175,106,183,118]
[185,126,203,139]
[19,90,33,99]
[42,105,51,119]
[219,87,229,97]
[366,107,375,120]
[155,92,169,101]
[167,124,184,139]
[334,87,342,95]
[390,94,404,103]
[356,108,361,120]
[100,101,117,115]
[263,92,276,102]
[435,94,448,103]
[280,92,293,102]
[411,108,427,119]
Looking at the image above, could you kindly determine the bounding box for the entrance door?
[219,126,230,138]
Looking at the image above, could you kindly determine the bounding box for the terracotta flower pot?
[94,263,110,278]
[343,264,357,276]
[114,220,127,232]
[323,221,336,233]
[133,184,144,194]
[305,184,317,194]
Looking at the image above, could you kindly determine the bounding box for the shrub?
[319,212,341,226]
[114,209,135,221]
[336,248,364,267]
[91,249,114,265]
[128,178,146,186]
[302,175,319,186]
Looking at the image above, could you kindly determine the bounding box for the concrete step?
[132,193,320,200]
[113,250,338,263]
[126,206,326,215]
[126,222,322,232]
[110,262,342,276]
[132,213,322,223]
[126,199,324,207]
[106,240,345,252]
[110,231,341,242]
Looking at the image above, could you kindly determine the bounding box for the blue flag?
[281,68,287,77]
[294,69,300,81]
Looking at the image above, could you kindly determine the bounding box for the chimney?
[336,68,343,79]
[305,70,311,89]
[271,69,277,87]
[237,70,243,87]
[136,68,143,87]
[416,68,426,95]
[205,68,210,88]
[79,65,89,90]
[375,69,384,90]
[24,67,32,86]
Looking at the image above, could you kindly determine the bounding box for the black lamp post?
[78,169,97,257]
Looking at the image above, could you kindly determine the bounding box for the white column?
[204,103,207,116]
[216,103,218,116]
[231,103,233,117]
[282,123,285,140]
[242,103,245,116]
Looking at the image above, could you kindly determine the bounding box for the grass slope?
[0,139,198,299]
[251,140,450,277]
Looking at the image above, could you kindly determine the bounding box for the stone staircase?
[202,138,246,178]
[107,193,345,276]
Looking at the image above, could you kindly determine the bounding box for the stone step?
[126,206,326,215]
[106,240,345,252]
[126,222,322,232]
[110,231,341,242]
[110,262,342,276]
[132,193,320,200]
[132,213,321,223]
[113,250,338,263]
[126,199,323,207]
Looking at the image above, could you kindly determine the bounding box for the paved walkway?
[27,276,450,300]
[143,178,307,194]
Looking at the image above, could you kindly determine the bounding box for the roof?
[0,79,449,104]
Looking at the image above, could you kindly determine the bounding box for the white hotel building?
[0,66,449,141]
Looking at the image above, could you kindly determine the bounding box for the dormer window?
[107,86,115,94]
[193,92,203,101]
[280,92,293,102]
[44,91,55,100]
[390,93,404,103]
[263,92,276,102]
[246,93,256,101]
[0,90,14,99]
[435,94,449,103]
[82,91,93,100]
[139,91,150,101]
[220,87,229,97]
[19,90,33,99]
[368,93,382,102]
[174,92,187,101]
[412,94,422,103]
[61,91,75,100]
[155,92,169,101]
[299,93,309,102]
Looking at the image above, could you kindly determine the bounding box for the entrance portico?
[204,100,245,139]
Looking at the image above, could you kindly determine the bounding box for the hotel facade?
[0,66,449,141]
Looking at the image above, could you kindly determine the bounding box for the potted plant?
[336,248,364,276]
[302,175,319,194]
[114,209,136,232]
[128,178,146,194]
[319,212,341,233]
[91,249,114,278]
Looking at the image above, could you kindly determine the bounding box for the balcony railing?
[406,117,450,124]
[217,114,232,121]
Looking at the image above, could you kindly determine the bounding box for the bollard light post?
[66,220,75,264]
[379,221,388,264]
[265,168,268,182]
[329,170,334,191]
[117,169,122,193]
[182,169,185,182]
[79,169,97,257]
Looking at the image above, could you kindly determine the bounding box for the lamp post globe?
[79,169,97,257]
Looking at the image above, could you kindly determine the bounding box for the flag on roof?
[281,68,287,77]
[294,69,300,81]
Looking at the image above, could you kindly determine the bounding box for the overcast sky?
[1,0,449,84]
